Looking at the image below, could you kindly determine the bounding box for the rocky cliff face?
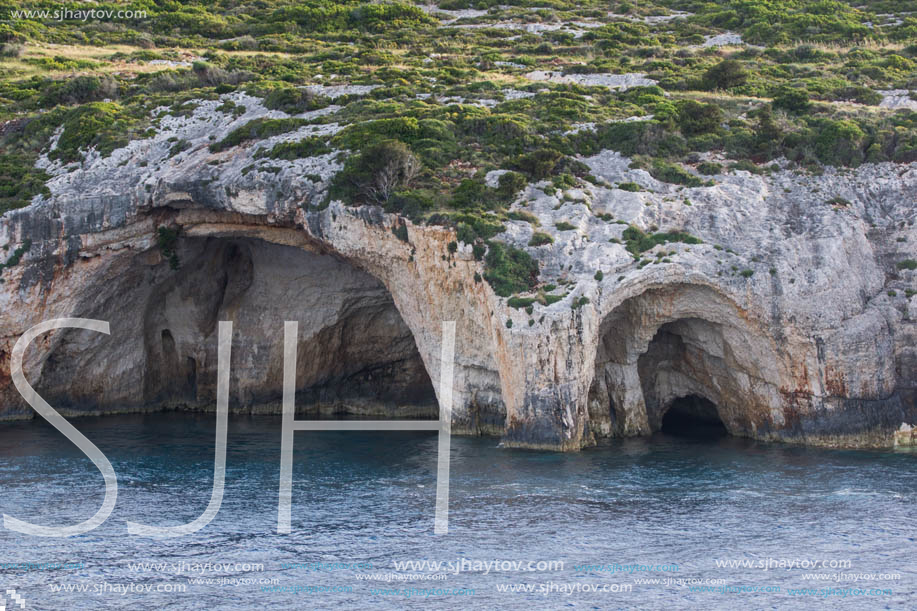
[0,93,914,450]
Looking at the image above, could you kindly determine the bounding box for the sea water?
[0,413,914,609]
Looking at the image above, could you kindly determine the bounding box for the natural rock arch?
[588,283,784,440]
[32,233,438,418]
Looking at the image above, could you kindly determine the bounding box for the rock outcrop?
[0,93,914,450]
[894,423,917,447]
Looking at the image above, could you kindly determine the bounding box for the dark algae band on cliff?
[0,0,915,609]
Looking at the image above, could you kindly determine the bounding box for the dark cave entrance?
[35,235,438,418]
[638,319,733,437]
[659,395,728,438]
[589,283,779,440]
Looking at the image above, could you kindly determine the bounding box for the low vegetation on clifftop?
[1,0,916,297]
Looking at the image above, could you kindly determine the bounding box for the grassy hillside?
[1,0,915,219]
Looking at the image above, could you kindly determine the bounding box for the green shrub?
[262,85,329,114]
[191,61,249,87]
[831,85,882,106]
[387,189,435,219]
[698,1,871,45]
[215,99,245,117]
[156,226,180,270]
[450,174,528,212]
[513,149,564,180]
[702,60,748,90]
[898,259,917,271]
[552,173,577,190]
[210,118,309,152]
[484,241,539,297]
[650,160,703,187]
[676,100,723,136]
[271,2,432,33]
[621,226,702,255]
[814,119,866,166]
[331,139,420,205]
[0,239,31,270]
[262,137,331,160]
[5,0,916,249]
[697,161,722,175]
[554,221,576,231]
[0,42,23,58]
[617,182,643,192]
[497,171,528,200]
[0,154,50,213]
[453,213,505,242]
[333,117,426,150]
[50,102,135,162]
[508,296,537,309]
[169,139,191,157]
[772,86,811,113]
[507,210,540,225]
[528,231,554,246]
[25,55,98,71]
[450,179,492,210]
[461,114,531,151]
[729,160,763,174]
[39,75,119,106]
[574,120,687,160]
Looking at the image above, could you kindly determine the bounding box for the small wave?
[831,488,887,497]
[731,490,766,497]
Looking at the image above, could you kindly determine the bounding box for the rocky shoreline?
[0,94,914,451]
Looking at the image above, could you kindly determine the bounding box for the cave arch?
[588,283,783,440]
[659,395,728,436]
[32,234,437,418]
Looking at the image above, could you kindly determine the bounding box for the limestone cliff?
[0,92,914,450]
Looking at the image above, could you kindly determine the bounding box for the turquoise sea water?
[0,413,914,610]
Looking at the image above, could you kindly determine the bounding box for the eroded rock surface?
[0,96,914,451]
[32,236,436,418]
